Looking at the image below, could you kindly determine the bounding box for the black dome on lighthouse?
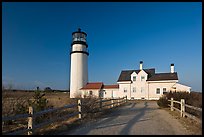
[72,28,87,36]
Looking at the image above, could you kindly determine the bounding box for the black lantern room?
[71,28,88,47]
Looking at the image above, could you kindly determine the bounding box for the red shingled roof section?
[103,84,119,89]
[80,82,103,90]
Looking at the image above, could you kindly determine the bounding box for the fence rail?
[2,113,30,121]
[6,128,28,135]
[185,104,202,112]
[2,96,127,135]
[168,98,202,123]
[33,104,77,118]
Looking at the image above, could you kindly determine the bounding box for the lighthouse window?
[80,37,86,42]
[124,88,127,93]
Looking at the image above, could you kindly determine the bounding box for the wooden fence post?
[28,106,33,135]
[171,98,174,111]
[117,98,120,106]
[111,99,114,108]
[78,99,82,119]
[181,99,185,117]
[182,99,185,117]
[99,98,102,111]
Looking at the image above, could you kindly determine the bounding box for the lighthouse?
[70,28,89,98]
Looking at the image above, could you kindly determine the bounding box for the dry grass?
[2,91,72,115]
[2,90,76,135]
[34,115,80,135]
[164,108,202,135]
[2,91,127,135]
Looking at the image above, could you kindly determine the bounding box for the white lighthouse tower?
[70,28,89,98]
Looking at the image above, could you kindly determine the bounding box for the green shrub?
[157,96,169,108]
[16,103,28,114]
[29,91,48,112]
[159,91,202,118]
[28,90,51,124]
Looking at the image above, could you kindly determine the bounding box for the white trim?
[117,81,132,84]
[176,83,191,88]
[103,88,119,90]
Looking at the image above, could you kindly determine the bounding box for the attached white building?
[80,82,119,98]
[80,61,191,100]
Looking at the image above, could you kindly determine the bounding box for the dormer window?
[141,76,145,81]
[131,72,137,82]
[133,76,136,81]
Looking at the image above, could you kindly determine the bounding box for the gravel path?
[61,101,192,135]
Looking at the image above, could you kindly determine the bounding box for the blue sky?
[2,2,202,92]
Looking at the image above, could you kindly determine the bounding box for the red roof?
[103,84,119,89]
[80,82,103,90]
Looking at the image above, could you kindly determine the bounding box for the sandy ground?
[60,101,194,135]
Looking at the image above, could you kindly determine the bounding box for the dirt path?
[61,101,193,135]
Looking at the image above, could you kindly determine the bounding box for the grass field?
[2,90,78,135]
[2,90,120,135]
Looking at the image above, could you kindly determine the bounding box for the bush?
[28,90,52,124]
[15,102,28,114]
[82,97,99,112]
[158,91,202,118]
[44,87,52,92]
[31,91,48,112]
[157,96,169,108]
[75,95,101,119]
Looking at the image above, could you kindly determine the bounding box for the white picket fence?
[2,96,127,135]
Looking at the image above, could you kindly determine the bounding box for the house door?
[141,87,145,99]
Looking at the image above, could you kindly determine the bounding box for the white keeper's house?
[69,28,191,100]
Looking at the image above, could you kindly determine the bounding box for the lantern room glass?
[72,33,86,43]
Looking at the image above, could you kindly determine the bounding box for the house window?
[163,88,167,94]
[141,76,145,81]
[133,76,136,81]
[124,88,127,93]
[141,87,144,93]
[156,88,160,94]
[89,91,93,96]
[133,87,136,92]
